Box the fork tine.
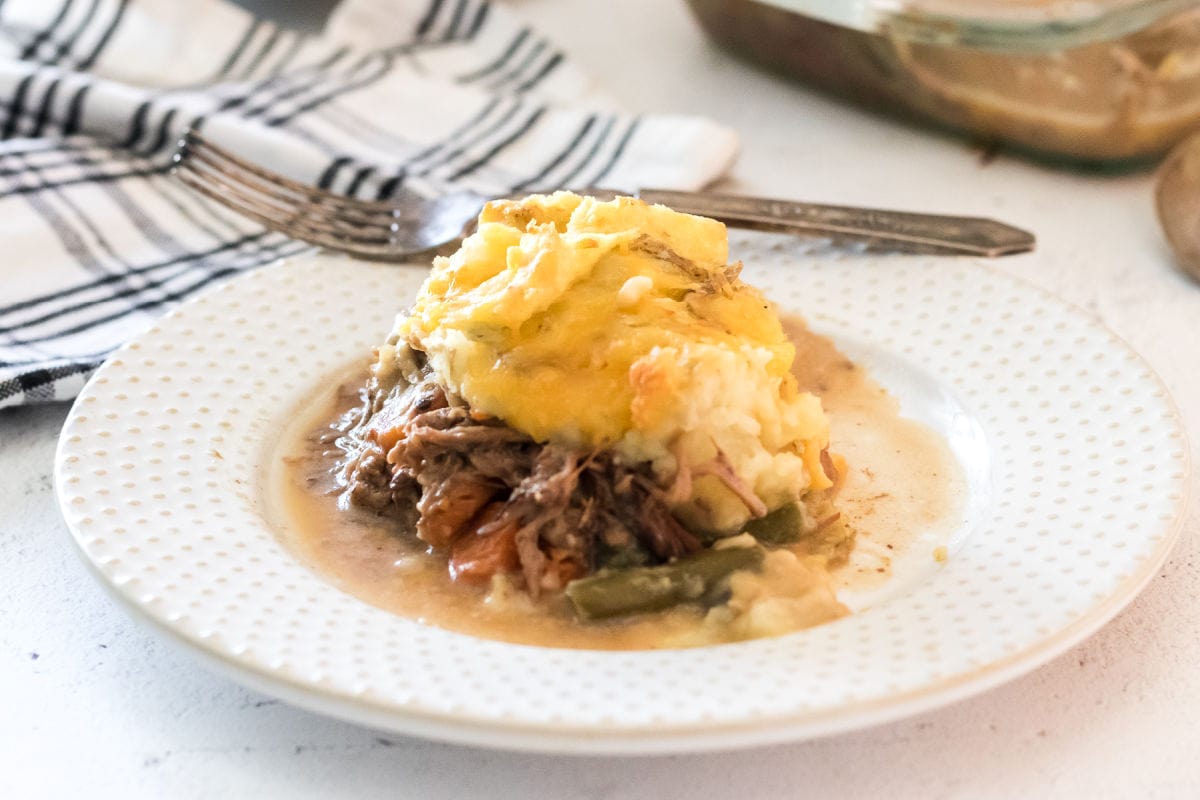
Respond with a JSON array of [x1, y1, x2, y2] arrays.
[[171, 154, 429, 257], [178, 130, 479, 234], [174, 164, 424, 253], [176, 157, 398, 236], [172, 128, 486, 260], [178, 129, 406, 214], [178, 135, 410, 229], [174, 165, 439, 263], [173, 134, 446, 257]]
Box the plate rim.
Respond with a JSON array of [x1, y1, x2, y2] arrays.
[[71, 518, 1190, 754]]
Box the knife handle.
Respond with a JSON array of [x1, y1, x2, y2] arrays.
[[636, 188, 1035, 258]]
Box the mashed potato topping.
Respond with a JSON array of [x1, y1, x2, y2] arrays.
[[396, 192, 831, 532]]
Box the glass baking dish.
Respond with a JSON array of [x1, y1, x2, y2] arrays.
[[685, 0, 1200, 163]]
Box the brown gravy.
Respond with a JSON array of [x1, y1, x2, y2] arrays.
[[784, 319, 965, 596], [267, 320, 963, 649]]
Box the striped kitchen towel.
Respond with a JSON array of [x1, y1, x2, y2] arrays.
[[0, 0, 738, 410]]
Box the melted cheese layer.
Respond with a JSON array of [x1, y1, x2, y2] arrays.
[[397, 192, 830, 530]]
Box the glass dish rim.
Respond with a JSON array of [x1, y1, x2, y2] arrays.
[[750, 0, 1194, 51]]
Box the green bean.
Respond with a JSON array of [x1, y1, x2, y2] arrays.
[[566, 546, 765, 620], [743, 502, 804, 545]]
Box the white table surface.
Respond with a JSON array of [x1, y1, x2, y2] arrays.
[[4, 1, 1200, 797]]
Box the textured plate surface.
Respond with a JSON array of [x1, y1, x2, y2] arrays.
[[54, 237, 1190, 753]]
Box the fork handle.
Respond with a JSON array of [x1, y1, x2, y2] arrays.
[[636, 189, 1035, 258]]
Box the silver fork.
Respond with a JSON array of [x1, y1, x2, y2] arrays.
[[171, 129, 1035, 260]]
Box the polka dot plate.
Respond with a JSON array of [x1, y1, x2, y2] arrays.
[[55, 238, 1190, 754]]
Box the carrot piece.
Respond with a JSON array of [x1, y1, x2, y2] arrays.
[[375, 425, 405, 454], [368, 403, 411, 454], [449, 503, 521, 584], [416, 475, 496, 549]]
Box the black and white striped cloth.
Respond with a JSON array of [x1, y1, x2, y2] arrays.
[[0, 0, 737, 410]]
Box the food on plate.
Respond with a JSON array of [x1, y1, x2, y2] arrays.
[[327, 191, 854, 644]]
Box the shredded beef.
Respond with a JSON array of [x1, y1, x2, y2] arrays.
[[415, 471, 495, 548], [618, 476, 703, 560], [345, 450, 394, 512], [407, 405, 468, 431], [464, 443, 535, 485], [336, 357, 702, 594], [404, 418, 530, 451]]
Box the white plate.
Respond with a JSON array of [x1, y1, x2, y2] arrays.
[[55, 238, 1190, 754]]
